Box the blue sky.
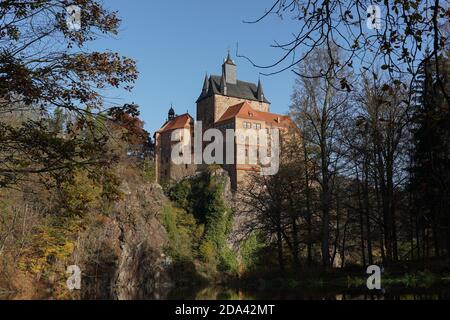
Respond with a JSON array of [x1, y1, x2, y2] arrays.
[[88, 0, 297, 134]]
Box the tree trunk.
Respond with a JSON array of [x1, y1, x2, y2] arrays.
[[291, 215, 300, 268], [356, 167, 366, 267], [321, 180, 331, 267], [341, 211, 349, 268], [276, 226, 285, 272], [363, 159, 373, 265], [303, 143, 313, 266], [320, 141, 331, 268], [374, 173, 386, 262]]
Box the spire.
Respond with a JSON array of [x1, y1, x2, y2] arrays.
[[168, 104, 175, 121], [202, 73, 209, 94], [257, 78, 265, 102], [224, 49, 236, 66]]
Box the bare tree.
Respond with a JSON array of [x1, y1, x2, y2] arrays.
[[290, 46, 351, 267], [240, 0, 449, 106]]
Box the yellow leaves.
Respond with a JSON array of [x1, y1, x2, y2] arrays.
[[199, 241, 216, 263], [19, 232, 75, 276], [18, 218, 80, 277], [60, 169, 103, 217]]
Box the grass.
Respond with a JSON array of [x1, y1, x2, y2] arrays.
[[238, 268, 450, 292], [347, 271, 450, 289]]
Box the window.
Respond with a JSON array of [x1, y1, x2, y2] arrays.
[[253, 123, 261, 130], [243, 122, 251, 129]]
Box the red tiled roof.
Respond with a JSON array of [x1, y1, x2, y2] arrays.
[[157, 113, 193, 133], [217, 102, 247, 123], [216, 101, 294, 127]]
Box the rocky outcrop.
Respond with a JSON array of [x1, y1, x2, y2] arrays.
[[76, 182, 174, 300]]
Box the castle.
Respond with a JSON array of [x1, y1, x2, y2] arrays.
[[155, 54, 294, 189]]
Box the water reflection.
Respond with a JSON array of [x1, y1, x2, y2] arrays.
[[2, 285, 450, 300], [168, 285, 450, 300]]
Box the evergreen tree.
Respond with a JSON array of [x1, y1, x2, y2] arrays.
[[410, 52, 450, 256]]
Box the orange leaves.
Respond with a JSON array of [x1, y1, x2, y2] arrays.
[[67, 52, 137, 90]]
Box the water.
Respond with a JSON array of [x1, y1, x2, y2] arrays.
[[168, 285, 450, 300], [2, 285, 450, 300]]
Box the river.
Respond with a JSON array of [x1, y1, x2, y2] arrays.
[[2, 285, 450, 300]]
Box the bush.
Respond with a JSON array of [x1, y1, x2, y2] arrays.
[[161, 204, 196, 260], [166, 170, 239, 277], [240, 232, 265, 272]]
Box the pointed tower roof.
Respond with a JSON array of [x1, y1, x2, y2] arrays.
[[168, 104, 175, 120], [224, 50, 236, 66], [257, 78, 265, 102], [202, 73, 209, 94]]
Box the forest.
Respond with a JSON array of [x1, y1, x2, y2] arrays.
[[0, 0, 449, 299]]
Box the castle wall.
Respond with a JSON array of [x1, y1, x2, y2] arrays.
[[156, 127, 196, 185], [196, 97, 215, 130]]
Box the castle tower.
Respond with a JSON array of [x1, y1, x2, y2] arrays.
[[168, 105, 175, 120], [196, 53, 270, 132], [222, 52, 237, 85], [154, 106, 195, 184], [155, 53, 296, 189]]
